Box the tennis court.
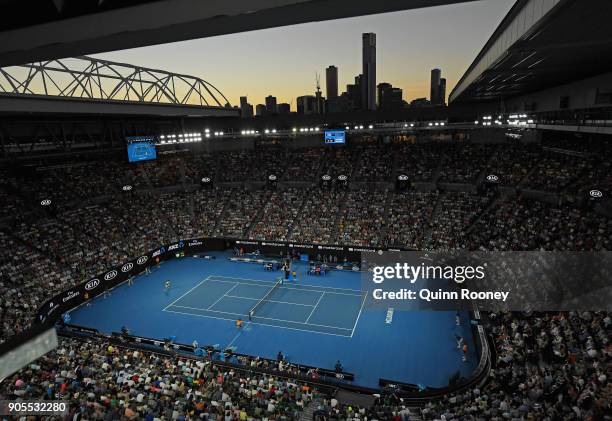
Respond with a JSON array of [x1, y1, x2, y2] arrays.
[[163, 276, 367, 337]]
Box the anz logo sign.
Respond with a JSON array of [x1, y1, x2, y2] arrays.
[[85, 279, 100, 291], [104, 270, 118, 281]]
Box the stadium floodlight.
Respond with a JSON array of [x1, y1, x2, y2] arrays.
[[428, 122, 433, 126], [440, 122, 445, 126], [160, 135, 165, 139], [527, 119, 534, 124], [220, 132, 224, 135], [368, 125, 373, 129], [359, 125, 364, 129], [435, 122, 439, 126], [271, 129, 276, 134], [205, 128, 210, 132], [292, 128, 297, 132], [345, 126, 350, 130], [410, 123, 414, 127], [265, 129, 270, 134], [315, 127, 319, 131], [205, 133, 211, 138]]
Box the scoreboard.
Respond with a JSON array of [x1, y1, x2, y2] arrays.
[[324, 130, 346, 144]]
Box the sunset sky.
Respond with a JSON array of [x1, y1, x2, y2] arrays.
[[89, 0, 515, 110]]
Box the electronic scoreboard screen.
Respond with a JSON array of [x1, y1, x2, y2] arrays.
[[324, 130, 346, 144], [127, 136, 157, 162]]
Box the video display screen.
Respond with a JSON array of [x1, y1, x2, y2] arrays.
[[324, 130, 346, 144], [127, 137, 157, 162]]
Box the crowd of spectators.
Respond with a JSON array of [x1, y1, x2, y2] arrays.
[[0, 139, 610, 420], [1, 336, 314, 420]]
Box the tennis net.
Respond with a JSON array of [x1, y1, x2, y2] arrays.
[[248, 279, 282, 320]]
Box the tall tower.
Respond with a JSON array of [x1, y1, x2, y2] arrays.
[[315, 73, 324, 114], [430, 68, 441, 105], [439, 78, 447, 105], [326, 65, 338, 99], [362, 33, 376, 110]]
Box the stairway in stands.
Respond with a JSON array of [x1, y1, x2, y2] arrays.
[[299, 398, 323, 421]]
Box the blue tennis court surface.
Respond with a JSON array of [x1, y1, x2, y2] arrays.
[[164, 276, 366, 337], [69, 252, 477, 389]]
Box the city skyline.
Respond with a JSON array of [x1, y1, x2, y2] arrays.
[[91, 0, 513, 110]]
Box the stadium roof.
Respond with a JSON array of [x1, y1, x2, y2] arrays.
[[0, 0, 474, 67], [449, 0, 612, 104]]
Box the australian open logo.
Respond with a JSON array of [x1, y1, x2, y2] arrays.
[[85, 279, 100, 291], [104, 270, 118, 281], [121, 262, 134, 273], [137, 256, 148, 265]]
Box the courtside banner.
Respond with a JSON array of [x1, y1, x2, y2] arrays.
[[37, 237, 216, 325], [361, 251, 612, 311]]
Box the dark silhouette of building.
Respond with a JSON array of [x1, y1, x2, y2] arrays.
[[326, 65, 338, 99], [439, 78, 447, 105], [362, 33, 376, 111], [239, 96, 253, 118], [430, 68, 441, 105], [296, 95, 316, 115], [255, 104, 267, 116], [277, 103, 291, 114], [377, 82, 403, 110], [265, 95, 277, 114], [346, 74, 363, 111], [411, 97, 431, 107]]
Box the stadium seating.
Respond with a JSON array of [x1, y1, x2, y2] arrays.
[[0, 139, 610, 420]]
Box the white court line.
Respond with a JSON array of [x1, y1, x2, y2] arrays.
[[224, 294, 315, 307], [207, 282, 239, 310], [305, 292, 325, 324], [162, 276, 211, 311], [169, 304, 352, 331], [226, 330, 243, 349], [163, 308, 352, 338], [207, 277, 362, 297], [210, 275, 362, 293], [350, 292, 368, 338]]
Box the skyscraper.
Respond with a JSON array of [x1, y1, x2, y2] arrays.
[[362, 33, 376, 111], [326, 65, 338, 99], [439, 78, 447, 105], [239, 96, 253, 118], [430, 68, 441, 105], [265, 95, 277, 114], [296, 95, 316, 115]]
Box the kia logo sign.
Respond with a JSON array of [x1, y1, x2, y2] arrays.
[[41, 199, 52, 206], [137, 256, 148, 265], [486, 174, 499, 182], [85, 279, 100, 291], [268, 174, 277, 181], [338, 175, 348, 181], [201, 177, 211, 183], [398, 174, 408, 181], [590, 189, 603, 198], [104, 270, 117, 281], [121, 263, 134, 272], [322, 174, 331, 181], [122, 185, 133, 191]]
